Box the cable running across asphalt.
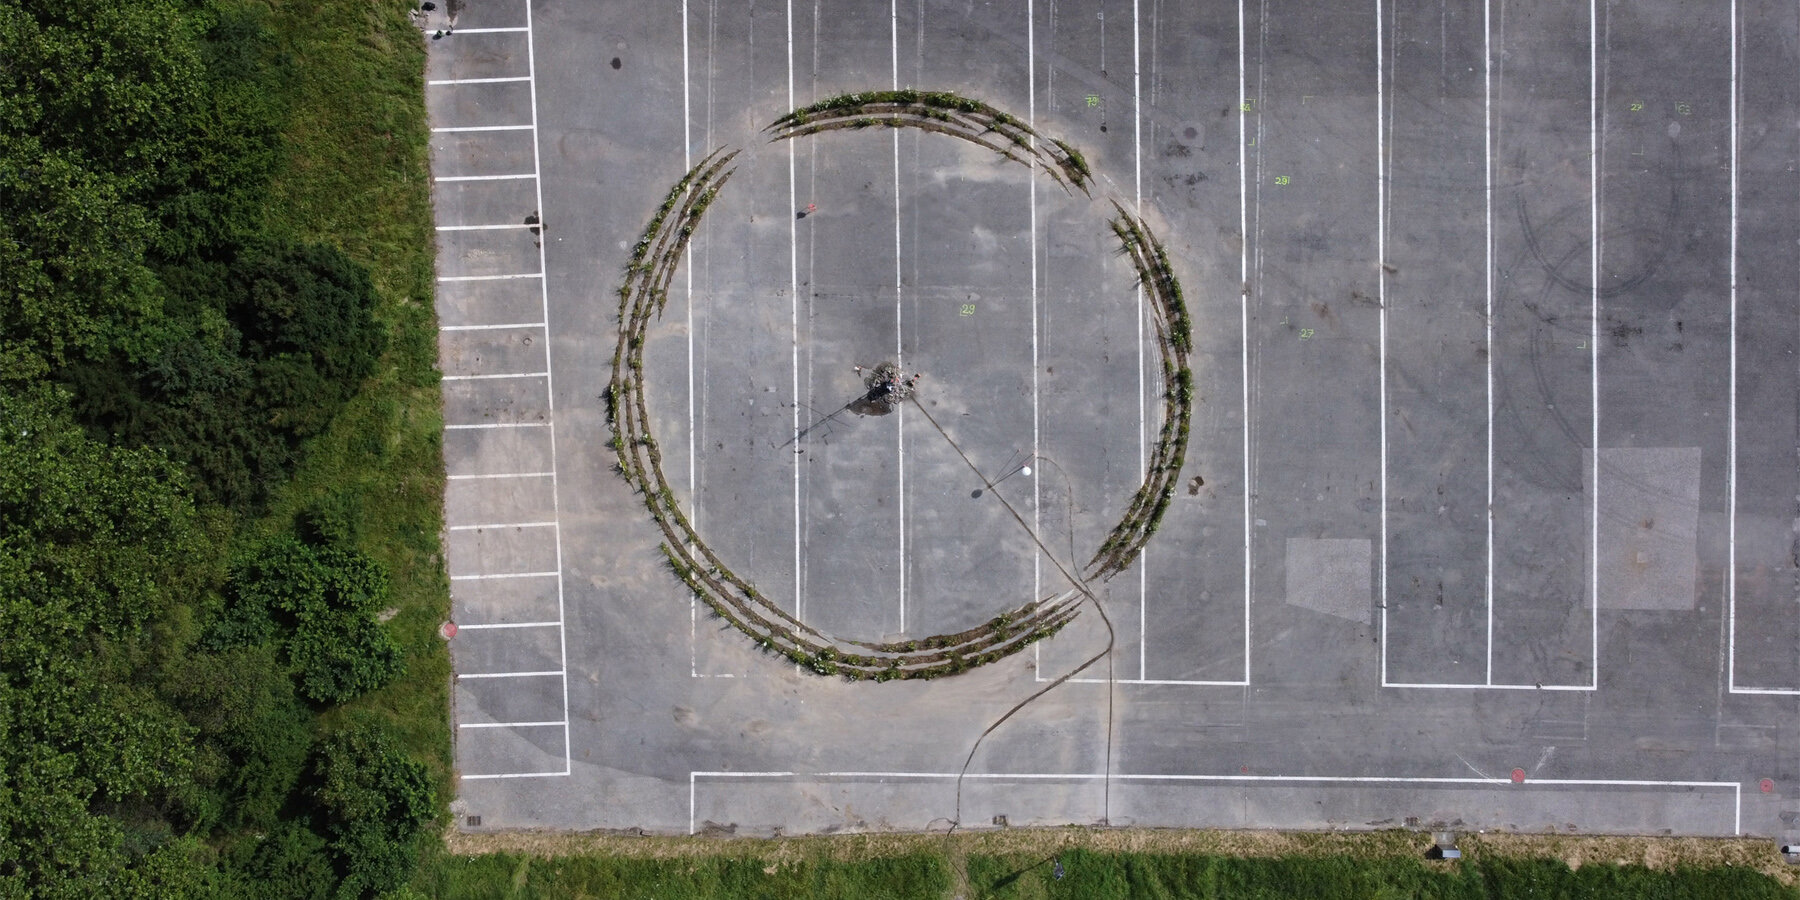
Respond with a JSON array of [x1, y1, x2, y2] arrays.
[[906, 397, 1119, 833]]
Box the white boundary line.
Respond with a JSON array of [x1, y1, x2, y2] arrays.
[[447, 471, 556, 480], [1376, 0, 1391, 684], [461, 720, 566, 729], [1238, 0, 1253, 687], [459, 670, 564, 679], [521, 0, 573, 778], [1028, 0, 1041, 632], [429, 76, 532, 85], [1721, 0, 1797, 695], [432, 124, 535, 132], [690, 771, 1740, 836], [1376, 0, 1598, 693], [461, 771, 565, 780], [441, 371, 549, 381], [451, 27, 531, 34], [456, 621, 562, 631], [1484, 0, 1496, 686], [447, 521, 559, 531], [788, 0, 803, 628], [1133, 0, 1147, 681], [1727, 0, 1741, 694], [436, 222, 539, 231], [437, 272, 543, 282], [1586, 0, 1600, 690], [439, 322, 547, 331], [451, 571, 561, 581], [444, 421, 550, 429], [891, 0, 907, 632], [436, 173, 537, 182], [683, 0, 697, 677], [1043, 0, 1251, 690]]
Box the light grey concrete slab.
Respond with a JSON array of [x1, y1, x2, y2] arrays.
[[427, 80, 535, 130], [441, 375, 550, 427], [426, 30, 530, 83], [431, 129, 538, 179], [439, 326, 549, 379], [436, 228, 542, 279], [446, 526, 559, 577], [1285, 538, 1373, 624], [1593, 447, 1701, 611], [442, 426, 555, 477], [457, 671, 565, 726], [445, 469, 558, 527], [431, 178, 541, 232], [435, 277, 545, 327], [453, 625, 563, 675], [452, 574, 561, 627], [456, 724, 566, 778]]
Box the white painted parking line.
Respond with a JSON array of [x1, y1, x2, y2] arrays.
[[447, 471, 556, 480], [447, 521, 558, 531], [460, 770, 568, 780], [890, 0, 906, 631], [1376, 0, 1391, 685], [443, 422, 549, 430], [428, 76, 532, 85], [437, 273, 543, 282], [449, 27, 531, 34], [436, 223, 539, 231], [450, 571, 560, 581], [439, 371, 550, 381], [458, 670, 564, 679], [1713, 0, 1785, 698], [1483, 0, 1496, 685], [439, 322, 547, 331], [455, 620, 561, 630], [431, 124, 535, 132], [1238, 0, 1253, 688], [436, 173, 538, 182], [460, 720, 566, 729], [691, 771, 1741, 836], [1585, 0, 1600, 690], [521, 0, 574, 778]]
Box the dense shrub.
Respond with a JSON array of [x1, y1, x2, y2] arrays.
[[215, 531, 404, 705], [310, 726, 435, 898]]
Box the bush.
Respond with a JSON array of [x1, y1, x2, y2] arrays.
[[309, 725, 434, 899], [214, 531, 404, 706]]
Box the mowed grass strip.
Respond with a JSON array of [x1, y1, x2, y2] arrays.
[[429, 829, 1799, 898], [258, 0, 450, 792]]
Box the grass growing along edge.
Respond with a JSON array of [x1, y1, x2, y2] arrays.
[[256, 0, 451, 800]]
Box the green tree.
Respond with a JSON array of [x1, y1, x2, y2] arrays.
[[309, 726, 434, 899], [0, 388, 204, 897]]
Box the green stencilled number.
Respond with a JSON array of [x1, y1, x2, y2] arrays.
[[1241, 99, 1255, 112], [1675, 101, 1692, 116], [959, 303, 977, 317], [1274, 175, 1291, 185], [1629, 101, 1644, 112], [1086, 94, 1100, 107], [1299, 327, 1315, 340]]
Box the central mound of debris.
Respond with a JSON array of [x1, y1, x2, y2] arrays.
[[850, 362, 920, 416]]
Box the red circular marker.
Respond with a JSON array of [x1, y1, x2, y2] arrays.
[[1511, 768, 1526, 784], [440, 621, 459, 639], [1761, 779, 1775, 794]]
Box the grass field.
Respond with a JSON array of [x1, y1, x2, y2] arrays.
[[259, 0, 452, 797], [422, 828, 1800, 898]]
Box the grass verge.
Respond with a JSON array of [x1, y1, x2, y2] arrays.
[[427, 827, 1800, 899], [257, 0, 451, 796]]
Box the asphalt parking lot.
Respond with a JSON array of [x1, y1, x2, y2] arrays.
[[424, 0, 1800, 840]]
